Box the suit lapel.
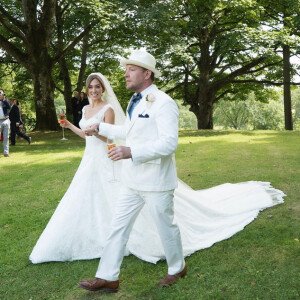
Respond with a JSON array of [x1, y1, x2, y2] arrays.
[[126, 99, 133, 116], [126, 97, 147, 133], [126, 85, 158, 134]]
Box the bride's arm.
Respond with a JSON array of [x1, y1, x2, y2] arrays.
[[85, 109, 125, 139], [62, 119, 86, 139], [94, 108, 115, 142]]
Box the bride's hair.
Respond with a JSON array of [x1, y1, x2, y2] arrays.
[[85, 75, 106, 95]]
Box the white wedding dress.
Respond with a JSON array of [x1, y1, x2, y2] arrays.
[[30, 103, 285, 264]]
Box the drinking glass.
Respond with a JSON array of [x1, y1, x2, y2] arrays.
[[107, 136, 117, 181], [58, 109, 68, 140]]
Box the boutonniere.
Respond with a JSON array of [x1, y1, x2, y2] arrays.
[[146, 93, 155, 107]]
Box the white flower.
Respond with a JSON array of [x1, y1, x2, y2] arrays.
[[146, 93, 156, 102]]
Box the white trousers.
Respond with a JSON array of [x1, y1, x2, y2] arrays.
[[96, 186, 185, 281], [0, 119, 10, 155]]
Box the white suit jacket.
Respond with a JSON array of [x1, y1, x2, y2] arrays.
[[99, 85, 179, 192]]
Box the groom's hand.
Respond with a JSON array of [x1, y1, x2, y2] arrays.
[[108, 146, 132, 161], [85, 123, 99, 136]]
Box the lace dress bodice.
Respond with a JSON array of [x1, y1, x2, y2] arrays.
[[80, 104, 112, 130], [79, 104, 113, 153]]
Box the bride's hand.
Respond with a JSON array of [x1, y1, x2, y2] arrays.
[[58, 119, 71, 128], [85, 123, 99, 136], [63, 119, 72, 129]]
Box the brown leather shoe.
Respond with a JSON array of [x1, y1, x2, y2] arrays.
[[4, 154, 10, 157], [158, 265, 187, 287], [78, 277, 119, 293]]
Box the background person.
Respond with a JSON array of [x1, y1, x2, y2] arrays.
[[0, 89, 11, 157], [78, 92, 89, 124], [71, 90, 80, 127], [9, 99, 31, 146]]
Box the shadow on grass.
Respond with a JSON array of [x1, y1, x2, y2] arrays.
[[6, 130, 300, 165], [9, 130, 300, 154]]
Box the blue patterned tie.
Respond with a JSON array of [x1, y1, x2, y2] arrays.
[[128, 93, 142, 119]]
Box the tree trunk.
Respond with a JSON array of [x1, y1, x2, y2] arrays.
[[32, 69, 59, 131], [76, 33, 89, 93], [55, 2, 72, 117], [0, 0, 91, 130], [197, 102, 214, 129], [190, 101, 214, 129], [283, 44, 293, 130]]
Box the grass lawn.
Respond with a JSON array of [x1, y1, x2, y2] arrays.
[[0, 130, 299, 300]]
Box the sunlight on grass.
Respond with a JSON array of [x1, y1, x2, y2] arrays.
[[178, 131, 290, 145]]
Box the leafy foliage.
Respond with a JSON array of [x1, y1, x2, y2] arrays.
[[291, 87, 300, 130], [0, 0, 134, 129], [213, 90, 284, 130], [119, 0, 295, 128], [1, 0, 300, 129]]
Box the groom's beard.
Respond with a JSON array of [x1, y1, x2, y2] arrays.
[[126, 82, 140, 92], [125, 78, 145, 92]]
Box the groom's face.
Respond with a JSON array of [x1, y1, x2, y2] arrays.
[[125, 64, 148, 92]]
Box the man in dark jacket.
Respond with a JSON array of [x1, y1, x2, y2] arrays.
[[9, 99, 31, 146], [71, 91, 80, 128]]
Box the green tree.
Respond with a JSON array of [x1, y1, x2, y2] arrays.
[[214, 90, 284, 130], [124, 0, 300, 129], [213, 98, 250, 130], [0, 0, 93, 130], [260, 0, 300, 130], [52, 0, 134, 117], [291, 87, 300, 130], [130, 0, 285, 129]]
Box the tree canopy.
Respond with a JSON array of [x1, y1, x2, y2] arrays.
[[126, 0, 299, 128], [0, 0, 299, 130]]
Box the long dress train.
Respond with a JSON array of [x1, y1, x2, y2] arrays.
[[29, 104, 285, 264]]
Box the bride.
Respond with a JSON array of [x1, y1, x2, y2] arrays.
[[29, 72, 285, 264]]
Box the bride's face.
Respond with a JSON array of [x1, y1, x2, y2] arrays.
[[88, 79, 103, 103]]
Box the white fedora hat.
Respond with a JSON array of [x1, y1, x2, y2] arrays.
[[120, 50, 162, 77]]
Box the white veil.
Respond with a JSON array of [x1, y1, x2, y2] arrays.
[[86, 72, 126, 126]]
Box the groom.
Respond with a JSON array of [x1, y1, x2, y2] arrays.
[[79, 50, 186, 293]]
